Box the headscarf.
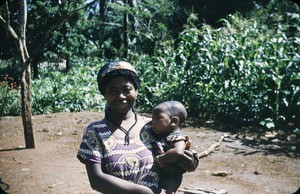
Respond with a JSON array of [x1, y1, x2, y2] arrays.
[[97, 61, 141, 95]]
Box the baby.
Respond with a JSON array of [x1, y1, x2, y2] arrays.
[[152, 100, 192, 194]]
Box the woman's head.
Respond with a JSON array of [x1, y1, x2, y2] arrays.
[[98, 61, 140, 114], [97, 61, 140, 96]]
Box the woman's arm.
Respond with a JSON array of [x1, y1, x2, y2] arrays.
[[85, 161, 155, 194], [177, 149, 199, 172]]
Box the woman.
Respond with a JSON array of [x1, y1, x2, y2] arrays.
[[77, 61, 198, 194]]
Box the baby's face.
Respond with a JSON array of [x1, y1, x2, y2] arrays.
[[151, 108, 172, 135]]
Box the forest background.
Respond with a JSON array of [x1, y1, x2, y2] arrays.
[[0, 0, 299, 144]]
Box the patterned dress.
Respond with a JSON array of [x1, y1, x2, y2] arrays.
[[77, 116, 161, 193]]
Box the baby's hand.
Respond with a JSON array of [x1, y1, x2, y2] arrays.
[[186, 139, 192, 150]]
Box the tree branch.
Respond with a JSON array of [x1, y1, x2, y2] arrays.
[[31, 0, 97, 59], [0, 1, 19, 41], [18, 0, 30, 64], [198, 133, 228, 159], [20, 0, 29, 61], [179, 186, 227, 194]]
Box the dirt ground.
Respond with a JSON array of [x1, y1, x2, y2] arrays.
[[0, 111, 299, 194]]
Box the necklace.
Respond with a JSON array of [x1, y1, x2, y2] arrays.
[[106, 112, 137, 145]]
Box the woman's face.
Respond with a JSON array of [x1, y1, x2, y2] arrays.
[[104, 76, 137, 114]]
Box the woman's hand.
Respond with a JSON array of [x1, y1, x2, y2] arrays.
[[85, 161, 156, 194], [176, 149, 199, 173]]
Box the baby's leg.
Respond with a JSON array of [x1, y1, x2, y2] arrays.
[[159, 174, 182, 193]]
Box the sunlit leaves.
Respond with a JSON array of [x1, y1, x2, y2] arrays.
[[135, 1, 299, 132]]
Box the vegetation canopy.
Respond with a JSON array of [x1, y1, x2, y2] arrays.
[[0, 0, 299, 139]]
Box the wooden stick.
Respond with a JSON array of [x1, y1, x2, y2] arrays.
[[198, 133, 228, 159], [179, 186, 227, 194]]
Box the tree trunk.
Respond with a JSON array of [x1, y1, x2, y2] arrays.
[[18, 0, 35, 148], [19, 0, 35, 148], [66, 54, 71, 72], [21, 60, 35, 148], [123, 0, 129, 59], [32, 58, 39, 79]]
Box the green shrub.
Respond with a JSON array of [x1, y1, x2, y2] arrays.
[[134, 2, 300, 132], [0, 74, 21, 116], [31, 59, 105, 115], [1, 0, 298, 134]]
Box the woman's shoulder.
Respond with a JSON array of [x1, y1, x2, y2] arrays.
[[137, 114, 153, 132], [83, 119, 110, 138], [137, 114, 155, 135], [137, 114, 151, 124], [86, 119, 107, 130]]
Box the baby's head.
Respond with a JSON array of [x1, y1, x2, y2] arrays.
[[152, 101, 187, 135]]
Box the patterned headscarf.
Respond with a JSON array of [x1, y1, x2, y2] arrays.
[[97, 61, 141, 95]]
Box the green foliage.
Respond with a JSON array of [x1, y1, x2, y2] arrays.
[[0, 60, 105, 116], [1, 0, 299, 134], [0, 74, 21, 116], [131, 0, 179, 54], [133, 1, 299, 132], [31, 59, 104, 115]]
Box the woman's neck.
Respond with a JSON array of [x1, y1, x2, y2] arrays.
[[107, 109, 135, 123]]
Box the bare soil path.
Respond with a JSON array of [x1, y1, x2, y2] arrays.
[[0, 112, 299, 194]]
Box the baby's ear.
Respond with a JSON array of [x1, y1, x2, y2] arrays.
[[170, 116, 180, 126]]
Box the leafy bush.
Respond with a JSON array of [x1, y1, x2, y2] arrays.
[[134, 1, 299, 132], [31, 58, 105, 115], [0, 74, 21, 116], [174, 12, 299, 131], [1, 0, 299, 134]]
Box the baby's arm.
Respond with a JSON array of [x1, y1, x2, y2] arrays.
[[155, 140, 186, 166]]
